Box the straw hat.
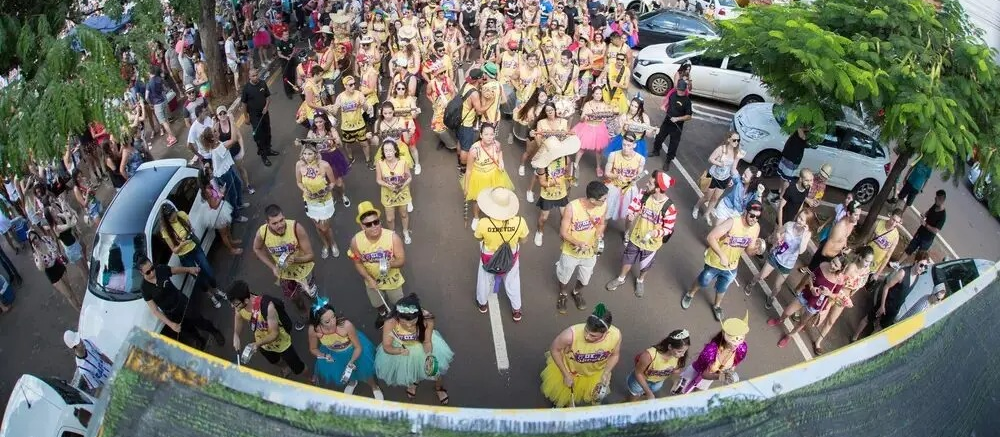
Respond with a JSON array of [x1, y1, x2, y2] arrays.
[[531, 135, 581, 169], [398, 26, 418, 40], [317, 25, 334, 34], [819, 163, 833, 179], [359, 35, 374, 44], [477, 187, 520, 220], [330, 13, 351, 25], [355, 201, 382, 224]]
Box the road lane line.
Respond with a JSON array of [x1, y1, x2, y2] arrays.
[[487, 292, 511, 372], [674, 161, 814, 361]]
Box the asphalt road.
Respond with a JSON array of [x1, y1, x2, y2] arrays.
[[2, 68, 997, 413]]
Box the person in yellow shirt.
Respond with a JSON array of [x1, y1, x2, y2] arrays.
[[158, 202, 227, 308], [227, 280, 305, 377], [252, 204, 317, 331], [330, 75, 374, 169], [556, 181, 608, 314], [683, 201, 764, 322], [474, 188, 529, 321], [600, 52, 631, 114], [531, 135, 580, 247], [480, 62, 502, 125], [868, 209, 903, 277], [540, 303, 621, 407], [606, 172, 677, 298], [348, 201, 407, 321], [625, 329, 690, 401], [374, 140, 414, 244]]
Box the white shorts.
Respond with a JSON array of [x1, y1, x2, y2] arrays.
[[227, 61, 239, 74], [305, 199, 335, 221], [676, 365, 714, 394], [555, 252, 597, 286], [712, 203, 741, 222]]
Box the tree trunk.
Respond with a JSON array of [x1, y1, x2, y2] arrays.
[[199, 0, 230, 99], [857, 148, 913, 241]]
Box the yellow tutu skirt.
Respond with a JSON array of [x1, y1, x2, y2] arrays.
[[464, 168, 514, 201], [539, 355, 605, 407]]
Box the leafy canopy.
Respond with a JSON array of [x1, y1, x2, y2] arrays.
[[702, 0, 1000, 213]]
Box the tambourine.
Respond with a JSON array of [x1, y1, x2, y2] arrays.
[[424, 355, 440, 377]]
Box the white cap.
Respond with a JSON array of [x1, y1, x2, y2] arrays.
[[63, 330, 81, 349]]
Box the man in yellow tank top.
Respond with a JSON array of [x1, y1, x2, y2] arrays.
[[480, 62, 502, 125], [457, 69, 487, 173], [606, 172, 678, 298], [531, 136, 580, 247], [556, 182, 608, 314], [226, 280, 306, 377], [252, 204, 317, 331], [474, 188, 529, 321], [868, 209, 902, 277], [683, 201, 764, 321], [348, 202, 407, 319]]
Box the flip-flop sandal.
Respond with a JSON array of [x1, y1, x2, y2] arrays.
[[435, 387, 450, 405], [777, 336, 790, 348], [813, 344, 825, 355], [406, 386, 417, 400]]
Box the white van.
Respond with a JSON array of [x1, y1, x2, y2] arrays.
[[0, 375, 96, 437]]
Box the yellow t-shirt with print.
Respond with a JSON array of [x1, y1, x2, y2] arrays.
[[538, 157, 570, 201], [161, 211, 196, 255], [561, 199, 607, 259], [348, 230, 405, 290], [474, 216, 528, 253]]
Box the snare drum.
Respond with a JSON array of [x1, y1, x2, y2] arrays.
[[513, 120, 531, 142]]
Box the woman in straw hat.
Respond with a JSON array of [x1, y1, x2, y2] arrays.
[[531, 134, 580, 247], [526, 101, 571, 195], [465, 123, 514, 230], [541, 303, 621, 407], [375, 139, 414, 244], [375, 293, 455, 404], [473, 187, 529, 321], [513, 88, 550, 180], [674, 313, 749, 394]]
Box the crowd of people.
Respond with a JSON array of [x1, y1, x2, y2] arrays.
[[0, 0, 955, 408]]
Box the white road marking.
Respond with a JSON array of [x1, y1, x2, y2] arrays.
[[487, 292, 511, 372], [690, 103, 736, 126], [674, 161, 814, 361]]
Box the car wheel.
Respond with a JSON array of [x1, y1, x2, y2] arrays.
[[852, 178, 880, 205], [627, 0, 640, 14], [972, 182, 986, 202], [647, 74, 673, 96], [740, 94, 765, 108], [751, 150, 782, 178]]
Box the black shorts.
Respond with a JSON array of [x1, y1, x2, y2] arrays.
[[709, 176, 730, 190], [536, 196, 569, 211], [44, 262, 66, 284], [259, 342, 306, 375], [904, 234, 934, 255], [808, 240, 832, 271]]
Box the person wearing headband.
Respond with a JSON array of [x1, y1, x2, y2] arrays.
[[541, 303, 621, 407], [606, 171, 677, 298], [674, 314, 749, 394], [683, 200, 763, 322], [307, 298, 382, 398], [374, 293, 455, 404], [626, 329, 690, 401]]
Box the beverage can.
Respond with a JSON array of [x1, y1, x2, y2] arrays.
[[596, 239, 605, 255], [340, 363, 355, 384]]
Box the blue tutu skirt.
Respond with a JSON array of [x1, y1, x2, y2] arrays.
[[374, 330, 455, 387], [604, 135, 647, 157], [314, 333, 377, 387]]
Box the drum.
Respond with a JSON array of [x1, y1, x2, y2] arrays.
[[513, 121, 531, 142], [500, 83, 516, 116]]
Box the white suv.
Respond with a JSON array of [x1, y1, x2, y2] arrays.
[[734, 103, 891, 204], [632, 40, 772, 107]]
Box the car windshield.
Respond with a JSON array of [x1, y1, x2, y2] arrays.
[[666, 40, 700, 58], [931, 259, 980, 296], [40, 377, 92, 406], [87, 232, 147, 301]]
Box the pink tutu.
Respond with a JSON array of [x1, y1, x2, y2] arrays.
[[573, 122, 611, 151]]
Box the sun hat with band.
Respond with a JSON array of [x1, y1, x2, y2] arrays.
[[356, 201, 382, 224], [398, 26, 418, 40], [477, 187, 520, 221], [216, 105, 227, 116], [318, 25, 334, 35], [531, 135, 582, 169], [819, 163, 833, 179]]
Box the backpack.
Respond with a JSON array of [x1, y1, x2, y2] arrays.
[[444, 86, 477, 131], [258, 294, 294, 334], [482, 218, 520, 275], [639, 191, 674, 244]]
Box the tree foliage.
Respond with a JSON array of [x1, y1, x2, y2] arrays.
[[703, 0, 1000, 221]]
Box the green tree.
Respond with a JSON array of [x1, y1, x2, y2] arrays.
[[705, 0, 1000, 236]]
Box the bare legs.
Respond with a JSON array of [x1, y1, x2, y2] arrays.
[[53, 279, 81, 311]]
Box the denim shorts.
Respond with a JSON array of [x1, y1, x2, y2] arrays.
[[457, 126, 479, 152], [626, 372, 665, 397], [697, 264, 738, 294]]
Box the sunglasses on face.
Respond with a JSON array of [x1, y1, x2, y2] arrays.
[[362, 219, 381, 228], [747, 213, 761, 219], [141, 267, 154, 275]]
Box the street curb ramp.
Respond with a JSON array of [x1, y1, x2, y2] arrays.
[[86, 263, 1000, 437]]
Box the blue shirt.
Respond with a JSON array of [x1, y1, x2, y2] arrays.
[[540, 0, 554, 26], [906, 161, 933, 189], [721, 177, 761, 213]]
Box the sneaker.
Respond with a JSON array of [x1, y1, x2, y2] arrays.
[[209, 294, 222, 309], [680, 294, 693, 309], [767, 317, 781, 327], [526, 191, 535, 203], [240, 202, 251, 209], [634, 279, 645, 298], [712, 306, 724, 322], [704, 213, 712, 226], [407, 201, 414, 213], [414, 164, 422, 175], [470, 218, 479, 231], [342, 196, 351, 207], [477, 301, 488, 313], [403, 230, 412, 245], [571, 292, 587, 310], [764, 297, 775, 310], [235, 216, 249, 223], [321, 247, 330, 259], [512, 309, 522, 322], [344, 380, 358, 395], [692, 208, 700, 220], [330, 245, 341, 258], [518, 165, 525, 176], [556, 294, 568, 314], [605, 277, 626, 291], [534, 231, 543, 247], [248, 185, 256, 195], [373, 388, 385, 400], [294, 322, 306, 331]]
